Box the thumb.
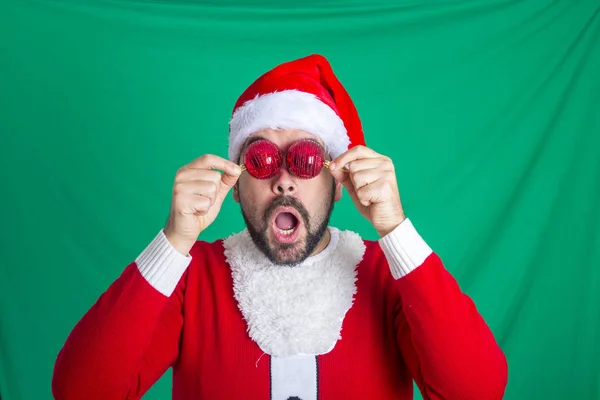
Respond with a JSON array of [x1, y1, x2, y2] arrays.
[[329, 167, 357, 199], [221, 164, 242, 188], [216, 165, 241, 201]]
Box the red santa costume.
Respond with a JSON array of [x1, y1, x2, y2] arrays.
[[52, 55, 508, 400]]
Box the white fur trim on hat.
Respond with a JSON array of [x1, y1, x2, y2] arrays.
[[228, 90, 349, 162]]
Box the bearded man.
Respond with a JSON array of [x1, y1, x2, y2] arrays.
[[52, 54, 508, 400]]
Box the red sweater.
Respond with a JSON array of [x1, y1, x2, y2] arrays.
[[52, 219, 507, 399]]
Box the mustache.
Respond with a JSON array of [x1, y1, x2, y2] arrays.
[[265, 196, 310, 228]]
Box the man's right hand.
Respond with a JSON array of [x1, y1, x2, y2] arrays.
[[163, 154, 242, 256]]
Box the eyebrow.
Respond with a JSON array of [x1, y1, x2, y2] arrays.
[[244, 136, 266, 148], [239, 136, 266, 159]]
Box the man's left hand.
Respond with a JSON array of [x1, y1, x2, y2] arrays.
[[328, 146, 406, 237]]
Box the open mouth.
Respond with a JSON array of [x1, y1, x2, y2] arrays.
[[271, 207, 302, 243]]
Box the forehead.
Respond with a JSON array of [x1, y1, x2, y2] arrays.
[[245, 128, 325, 149]]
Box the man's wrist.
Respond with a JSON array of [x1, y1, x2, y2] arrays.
[[376, 213, 407, 238], [163, 229, 195, 256]]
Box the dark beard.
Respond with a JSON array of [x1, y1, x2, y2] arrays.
[[240, 186, 335, 267]]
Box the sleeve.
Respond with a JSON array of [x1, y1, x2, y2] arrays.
[[378, 219, 508, 400], [52, 229, 192, 400]]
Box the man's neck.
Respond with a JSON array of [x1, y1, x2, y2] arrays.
[[309, 228, 331, 257]]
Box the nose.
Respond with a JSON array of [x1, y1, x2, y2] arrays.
[[271, 168, 297, 195]]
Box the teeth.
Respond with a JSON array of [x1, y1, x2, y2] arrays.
[[277, 228, 294, 236]]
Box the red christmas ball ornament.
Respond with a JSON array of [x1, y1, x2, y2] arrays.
[[243, 140, 283, 179], [287, 140, 325, 179]]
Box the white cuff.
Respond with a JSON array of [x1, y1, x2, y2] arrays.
[[378, 218, 433, 279], [135, 229, 192, 296]]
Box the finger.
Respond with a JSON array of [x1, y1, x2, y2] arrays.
[[328, 164, 351, 185], [329, 146, 380, 171], [175, 169, 223, 185], [187, 154, 242, 178], [173, 180, 218, 206], [220, 168, 240, 189], [177, 167, 239, 190], [328, 166, 363, 209], [175, 193, 213, 216], [191, 194, 213, 216], [346, 157, 388, 174], [350, 169, 383, 191], [355, 180, 391, 207]]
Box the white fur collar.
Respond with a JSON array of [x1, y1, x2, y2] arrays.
[[223, 227, 366, 357]]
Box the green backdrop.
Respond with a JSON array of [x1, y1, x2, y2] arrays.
[[1, 0, 599, 399]]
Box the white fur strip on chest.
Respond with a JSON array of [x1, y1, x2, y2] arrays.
[[271, 355, 318, 400], [223, 227, 366, 357]]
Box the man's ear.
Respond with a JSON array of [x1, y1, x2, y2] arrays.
[[334, 180, 343, 202], [233, 182, 240, 203]]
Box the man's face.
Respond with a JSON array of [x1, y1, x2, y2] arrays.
[[233, 128, 342, 266]]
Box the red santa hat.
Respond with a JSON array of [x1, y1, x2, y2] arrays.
[[228, 54, 365, 162]]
